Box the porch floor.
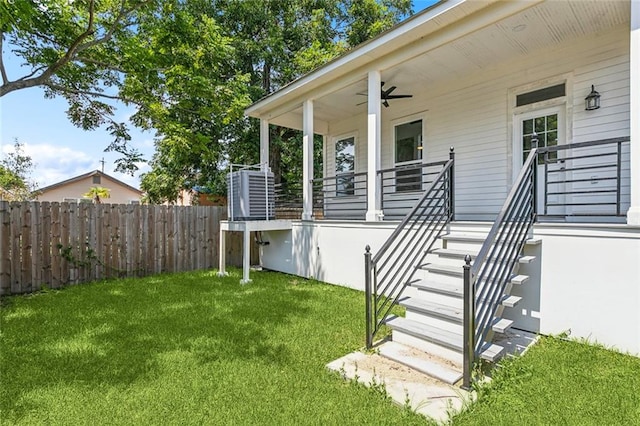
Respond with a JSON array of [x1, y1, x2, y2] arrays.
[[326, 328, 537, 422]]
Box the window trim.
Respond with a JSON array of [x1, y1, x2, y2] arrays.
[[332, 132, 357, 197], [508, 73, 573, 183], [391, 114, 425, 193]]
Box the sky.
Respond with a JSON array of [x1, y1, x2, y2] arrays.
[[0, 1, 438, 191]]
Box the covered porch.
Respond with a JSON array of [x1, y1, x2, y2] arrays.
[[246, 0, 638, 226]]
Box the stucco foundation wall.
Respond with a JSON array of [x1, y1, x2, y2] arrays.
[[261, 221, 640, 355], [533, 224, 640, 355], [261, 221, 398, 290]]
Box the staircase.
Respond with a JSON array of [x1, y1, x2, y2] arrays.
[[365, 147, 540, 388], [379, 225, 539, 385]]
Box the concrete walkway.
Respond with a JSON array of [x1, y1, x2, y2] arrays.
[[326, 329, 537, 423]]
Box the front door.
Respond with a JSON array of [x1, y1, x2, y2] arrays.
[[514, 106, 566, 218]]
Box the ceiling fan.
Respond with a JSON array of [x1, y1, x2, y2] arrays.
[[357, 81, 413, 107]]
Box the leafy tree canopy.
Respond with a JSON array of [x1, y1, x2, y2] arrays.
[[0, 140, 38, 201], [1, 0, 412, 203], [83, 185, 110, 203]]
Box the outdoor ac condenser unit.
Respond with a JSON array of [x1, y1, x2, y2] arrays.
[[227, 169, 275, 221]]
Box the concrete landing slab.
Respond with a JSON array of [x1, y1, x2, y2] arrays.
[[326, 351, 473, 423], [493, 328, 538, 358]]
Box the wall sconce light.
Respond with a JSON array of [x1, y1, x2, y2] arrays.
[[585, 85, 600, 111]]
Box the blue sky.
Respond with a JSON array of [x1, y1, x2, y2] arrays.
[[0, 1, 438, 190]]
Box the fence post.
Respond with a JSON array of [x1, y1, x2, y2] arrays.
[[364, 245, 373, 349], [449, 147, 455, 220], [462, 254, 474, 390]]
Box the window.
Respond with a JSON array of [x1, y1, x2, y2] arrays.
[[516, 83, 565, 107], [335, 136, 355, 196], [394, 119, 423, 192], [522, 113, 558, 163], [93, 175, 101, 184]]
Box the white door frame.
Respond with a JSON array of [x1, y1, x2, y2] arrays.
[[513, 105, 567, 216]]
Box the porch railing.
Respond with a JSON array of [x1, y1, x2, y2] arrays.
[[274, 181, 304, 219], [377, 160, 453, 221], [537, 137, 630, 220], [312, 172, 368, 220], [364, 149, 455, 348], [461, 146, 537, 389]]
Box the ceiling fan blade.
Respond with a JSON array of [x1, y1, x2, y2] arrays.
[[383, 100, 390, 108], [385, 94, 413, 99], [382, 86, 397, 97]]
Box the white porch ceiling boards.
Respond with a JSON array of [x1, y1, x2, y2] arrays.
[[253, 0, 630, 131]]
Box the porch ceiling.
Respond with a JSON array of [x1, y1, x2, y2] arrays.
[[262, 0, 630, 131]]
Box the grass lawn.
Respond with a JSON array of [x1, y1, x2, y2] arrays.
[[453, 336, 640, 425], [3, 270, 640, 425], [0, 269, 425, 425]]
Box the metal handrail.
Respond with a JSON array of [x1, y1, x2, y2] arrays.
[[537, 137, 630, 218], [365, 149, 455, 348], [461, 147, 538, 389]]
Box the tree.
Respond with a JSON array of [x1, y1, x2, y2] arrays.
[[1, 1, 412, 203], [83, 186, 110, 204], [1, 0, 249, 177], [141, 0, 412, 202], [0, 140, 38, 201]]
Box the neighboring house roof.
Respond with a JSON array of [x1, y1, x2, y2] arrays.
[[37, 170, 143, 195]]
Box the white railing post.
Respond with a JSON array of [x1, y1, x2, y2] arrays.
[[628, 0, 640, 224]]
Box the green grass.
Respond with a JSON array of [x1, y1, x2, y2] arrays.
[[3, 271, 640, 425], [453, 336, 640, 425], [0, 269, 425, 425]]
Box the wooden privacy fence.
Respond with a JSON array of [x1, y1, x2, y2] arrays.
[[0, 201, 258, 295]]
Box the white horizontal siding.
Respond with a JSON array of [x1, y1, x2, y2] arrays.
[[322, 25, 630, 220]]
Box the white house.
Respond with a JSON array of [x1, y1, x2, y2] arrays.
[[221, 0, 640, 386]]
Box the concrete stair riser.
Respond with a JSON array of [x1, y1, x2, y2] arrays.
[[405, 311, 464, 335], [393, 331, 464, 366], [411, 290, 463, 308]]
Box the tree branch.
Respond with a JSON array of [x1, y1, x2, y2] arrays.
[[0, 31, 8, 84], [76, 1, 147, 53], [45, 82, 141, 105], [16, 65, 48, 82], [0, 0, 97, 96], [76, 56, 127, 74]]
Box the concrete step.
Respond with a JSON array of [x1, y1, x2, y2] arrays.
[[386, 315, 462, 352], [412, 279, 462, 298], [400, 296, 462, 324], [441, 233, 542, 246], [413, 280, 522, 308], [420, 263, 530, 287], [501, 295, 522, 308], [419, 263, 463, 277], [385, 315, 504, 362], [378, 341, 462, 385], [492, 318, 513, 334], [430, 248, 536, 265], [430, 248, 478, 259]]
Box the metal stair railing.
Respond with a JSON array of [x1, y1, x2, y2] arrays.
[[364, 148, 455, 349], [462, 145, 538, 389]]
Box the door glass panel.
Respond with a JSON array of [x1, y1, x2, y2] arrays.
[[394, 120, 423, 192], [335, 136, 355, 196], [522, 113, 558, 163]]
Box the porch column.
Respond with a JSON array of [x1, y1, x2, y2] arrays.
[[302, 99, 314, 221], [628, 0, 640, 224], [366, 70, 384, 221], [260, 118, 269, 171]]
